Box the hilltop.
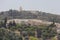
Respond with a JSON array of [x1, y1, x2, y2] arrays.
[[0, 9, 60, 23], [0, 10, 59, 40]]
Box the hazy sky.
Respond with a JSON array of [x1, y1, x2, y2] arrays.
[[0, 0, 60, 14]]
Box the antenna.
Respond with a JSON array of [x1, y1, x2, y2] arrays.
[[20, 6, 23, 11]]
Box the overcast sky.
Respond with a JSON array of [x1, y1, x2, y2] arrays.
[[0, 0, 60, 14]]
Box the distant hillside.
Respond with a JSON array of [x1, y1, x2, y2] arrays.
[[0, 9, 60, 23]]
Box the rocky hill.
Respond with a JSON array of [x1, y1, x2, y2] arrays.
[[0, 9, 60, 23]]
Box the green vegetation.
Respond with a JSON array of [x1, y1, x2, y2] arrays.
[[0, 10, 60, 23], [0, 18, 57, 40], [30, 36, 38, 40]]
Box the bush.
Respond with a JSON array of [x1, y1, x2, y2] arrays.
[[30, 36, 38, 40]]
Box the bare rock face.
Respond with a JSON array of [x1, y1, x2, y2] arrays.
[[7, 19, 60, 34]]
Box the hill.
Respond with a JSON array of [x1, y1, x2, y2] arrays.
[[0, 9, 60, 23]]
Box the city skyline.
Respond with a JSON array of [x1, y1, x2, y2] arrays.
[[0, 0, 60, 14]]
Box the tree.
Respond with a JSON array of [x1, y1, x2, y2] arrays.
[[36, 28, 42, 38], [12, 20, 16, 26], [0, 21, 4, 28], [4, 17, 8, 28], [8, 21, 13, 29], [42, 21, 57, 40]]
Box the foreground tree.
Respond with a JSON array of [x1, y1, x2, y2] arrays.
[[42, 20, 57, 40]]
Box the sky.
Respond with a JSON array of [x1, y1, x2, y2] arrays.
[[0, 0, 60, 14]]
